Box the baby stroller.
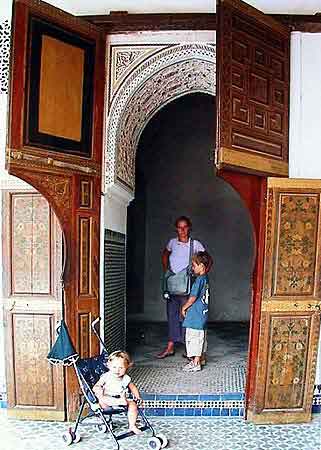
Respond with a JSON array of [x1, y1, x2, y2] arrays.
[[62, 317, 168, 450]]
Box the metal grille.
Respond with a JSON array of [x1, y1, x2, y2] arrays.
[[104, 229, 126, 353]]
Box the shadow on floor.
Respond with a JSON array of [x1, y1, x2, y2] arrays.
[[126, 321, 249, 394]]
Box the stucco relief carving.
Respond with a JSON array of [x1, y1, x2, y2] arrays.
[[105, 43, 216, 191], [110, 45, 164, 100], [0, 19, 10, 94]]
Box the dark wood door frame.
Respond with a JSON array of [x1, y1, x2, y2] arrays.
[[218, 169, 267, 417]]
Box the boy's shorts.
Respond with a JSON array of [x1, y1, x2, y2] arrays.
[[185, 328, 207, 357]]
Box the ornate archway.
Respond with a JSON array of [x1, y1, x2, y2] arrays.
[[104, 43, 216, 192]]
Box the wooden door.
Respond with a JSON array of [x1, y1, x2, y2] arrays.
[[3, 192, 64, 420], [248, 178, 321, 423], [7, 0, 105, 418], [216, 0, 320, 424], [216, 0, 290, 177]]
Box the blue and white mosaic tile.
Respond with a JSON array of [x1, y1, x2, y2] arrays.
[[0, 411, 320, 450]]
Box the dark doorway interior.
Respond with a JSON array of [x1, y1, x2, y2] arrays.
[[127, 93, 254, 324], [126, 93, 255, 394]]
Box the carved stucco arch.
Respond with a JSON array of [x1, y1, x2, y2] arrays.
[[105, 43, 216, 192]]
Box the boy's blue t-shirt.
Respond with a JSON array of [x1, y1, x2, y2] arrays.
[[182, 274, 209, 330]]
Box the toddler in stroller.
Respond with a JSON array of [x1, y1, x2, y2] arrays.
[[93, 350, 142, 435], [62, 318, 168, 450]]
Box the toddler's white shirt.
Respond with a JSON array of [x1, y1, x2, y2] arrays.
[[98, 372, 131, 397]]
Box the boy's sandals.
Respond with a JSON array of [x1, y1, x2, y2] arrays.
[[182, 352, 206, 366], [182, 361, 201, 372]]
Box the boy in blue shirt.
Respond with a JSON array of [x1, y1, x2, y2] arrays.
[[181, 251, 211, 372]]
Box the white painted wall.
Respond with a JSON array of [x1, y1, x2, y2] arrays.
[[289, 32, 321, 385], [289, 32, 321, 179]]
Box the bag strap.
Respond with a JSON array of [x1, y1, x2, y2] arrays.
[[188, 238, 194, 271]]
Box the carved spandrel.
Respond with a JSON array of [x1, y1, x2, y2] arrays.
[[12, 171, 73, 225], [273, 194, 319, 297]]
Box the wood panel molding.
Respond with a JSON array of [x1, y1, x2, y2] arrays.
[[79, 179, 93, 208], [271, 14, 321, 33], [82, 12, 217, 32], [79, 217, 92, 296], [79, 313, 91, 359], [262, 300, 321, 312], [7, 149, 100, 175], [83, 12, 321, 34], [217, 147, 289, 176]]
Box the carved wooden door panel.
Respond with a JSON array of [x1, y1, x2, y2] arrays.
[[216, 0, 290, 177], [248, 178, 321, 424], [7, 0, 105, 418], [4, 193, 64, 420]]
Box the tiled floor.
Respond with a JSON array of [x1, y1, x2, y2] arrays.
[[127, 322, 249, 394], [0, 410, 320, 450]]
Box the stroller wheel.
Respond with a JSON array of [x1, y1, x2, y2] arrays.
[[156, 433, 168, 448], [148, 437, 161, 450], [97, 423, 108, 433], [72, 431, 81, 444], [62, 430, 73, 446]]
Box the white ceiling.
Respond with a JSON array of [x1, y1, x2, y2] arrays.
[[45, 0, 321, 17]]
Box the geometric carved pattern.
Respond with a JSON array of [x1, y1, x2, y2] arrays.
[[232, 96, 249, 124], [273, 194, 319, 296], [217, 0, 289, 175], [110, 45, 164, 99], [105, 43, 215, 191], [0, 19, 10, 94], [265, 316, 310, 409]]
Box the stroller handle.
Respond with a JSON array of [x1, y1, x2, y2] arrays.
[[91, 317, 108, 353], [91, 317, 101, 329]]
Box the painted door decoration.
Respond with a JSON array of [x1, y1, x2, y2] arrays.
[[216, 0, 290, 177], [7, 0, 105, 418], [248, 178, 321, 424], [4, 193, 64, 420]]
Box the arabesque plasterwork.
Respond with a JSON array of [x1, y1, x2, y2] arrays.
[[105, 42, 216, 192], [110, 45, 164, 99]]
